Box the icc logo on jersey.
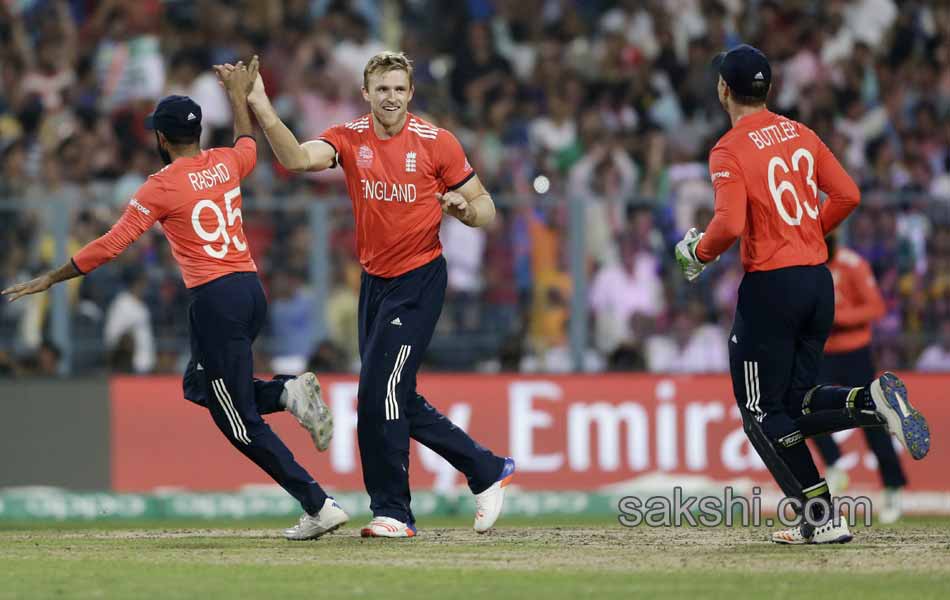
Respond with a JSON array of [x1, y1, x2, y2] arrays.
[[405, 152, 416, 173], [357, 145, 374, 168]]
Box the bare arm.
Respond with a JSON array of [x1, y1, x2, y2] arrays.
[[246, 72, 335, 172], [2, 261, 81, 303], [9, 9, 35, 70], [437, 175, 495, 228], [214, 56, 259, 140], [55, 0, 78, 68]]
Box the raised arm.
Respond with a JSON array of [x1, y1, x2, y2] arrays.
[[245, 68, 335, 172], [214, 56, 259, 140]]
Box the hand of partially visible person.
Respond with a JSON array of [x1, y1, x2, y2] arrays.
[[248, 61, 268, 106]]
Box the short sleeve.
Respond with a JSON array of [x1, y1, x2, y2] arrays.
[[436, 129, 475, 190], [318, 124, 346, 168], [228, 136, 257, 178]]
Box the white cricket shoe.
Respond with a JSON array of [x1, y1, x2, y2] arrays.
[[283, 372, 333, 452], [771, 520, 853, 545], [473, 457, 516, 533], [870, 372, 930, 460], [878, 488, 902, 524], [360, 516, 417, 538], [284, 497, 349, 540], [824, 465, 850, 496]]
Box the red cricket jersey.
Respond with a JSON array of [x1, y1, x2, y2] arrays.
[[318, 112, 475, 278], [825, 247, 886, 354], [695, 110, 860, 271], [72, 137, 258, 288]]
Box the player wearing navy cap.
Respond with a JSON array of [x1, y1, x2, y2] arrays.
[[675, 44, 931, 545]]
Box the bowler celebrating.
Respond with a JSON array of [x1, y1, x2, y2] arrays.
[[675, 45, 931, 544], [3, 61, 346, 542], [242, 51, 514, 537]]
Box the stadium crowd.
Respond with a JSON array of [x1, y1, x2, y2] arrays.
[[2, 0, 950, 376]]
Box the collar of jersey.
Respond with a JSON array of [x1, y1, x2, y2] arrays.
[[732, 108, 773, 130], [371, 112, 412, 142]]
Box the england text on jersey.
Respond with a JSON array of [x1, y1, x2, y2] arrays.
[[318, 113, 474, 278]]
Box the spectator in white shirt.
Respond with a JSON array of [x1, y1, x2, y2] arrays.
[[441, 215, 487, 331], [645, 303, 729, 374], [568, 141, 638, 266], [916, 320, 950, 372], [104, 273, 156, 374]]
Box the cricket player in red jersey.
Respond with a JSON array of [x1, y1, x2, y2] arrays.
[[814, 233, 907, 523], [239, 51, 513, 538], [675, 45, 930, 544], [2, 60, 348, 541]]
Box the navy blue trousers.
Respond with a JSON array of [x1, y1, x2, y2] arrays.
[[357, 256, 504, 523], [812, 346, 907, 488], [182, 272, 328, 515], [728, 265, 836, 498], [729, 266, 836, 438]]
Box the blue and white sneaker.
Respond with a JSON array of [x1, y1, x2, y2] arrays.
[[284, 497, 349, 540], [870, 372, 930, 460], [474, 457, 516, 533]]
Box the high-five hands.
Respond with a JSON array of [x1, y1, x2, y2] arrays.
[[213, 55, 260, 98]]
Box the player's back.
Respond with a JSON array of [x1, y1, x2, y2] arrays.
[[136, 137, 259, 288], [712, 110, 856, 272]]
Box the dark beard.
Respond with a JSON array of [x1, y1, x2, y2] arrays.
[[155, 132, 172, 165]]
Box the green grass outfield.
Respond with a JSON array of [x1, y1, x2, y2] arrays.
[[2, 515, 949, 599]]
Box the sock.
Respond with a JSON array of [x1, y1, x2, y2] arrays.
[[803, 480, 832, 525], [802, 385, 875, 414]]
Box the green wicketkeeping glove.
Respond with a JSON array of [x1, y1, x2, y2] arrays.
[[675, 228, 710, 282]]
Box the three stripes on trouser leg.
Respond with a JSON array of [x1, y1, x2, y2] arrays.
[[212, 378, 250, 444], [745, 361, 762, 421], [385, 345, 412, 421]]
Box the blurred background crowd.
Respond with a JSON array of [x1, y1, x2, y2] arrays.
[[2, 0, 950, 377]]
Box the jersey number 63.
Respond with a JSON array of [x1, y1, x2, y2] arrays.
[[768, 148, 819, 227]]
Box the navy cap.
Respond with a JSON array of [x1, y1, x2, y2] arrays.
[[144, 95, 202, 139], [714, 44, 771, 99]]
